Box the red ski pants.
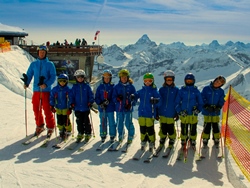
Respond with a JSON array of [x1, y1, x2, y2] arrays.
[[32, 91, 55, 129]]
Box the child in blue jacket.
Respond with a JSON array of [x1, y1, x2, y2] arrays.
[[135, 73, 160, 151], [157, 70, 179, 149], [95, 70, 116, 143], [175, 73, 203, 147], [50, 74, 72, 140], [201, 76, 226, 147], [70, 69, 94, 143], [112, 69, 136, 144]]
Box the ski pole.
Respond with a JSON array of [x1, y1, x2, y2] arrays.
[[89, 108, 95, 137], [21, 73, 28, 137]]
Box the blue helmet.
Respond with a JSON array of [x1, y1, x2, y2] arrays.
[[102, 69, 112, 77], [58, 74, 69, 81], [185, 73, 195, 85]]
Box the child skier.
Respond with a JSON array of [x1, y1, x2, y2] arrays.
[[112, 69, 136, 144], [95, 70, 116, 143], [201, 76, 226, 147], [157, 70, 179, 149], [135, 73, 160, 151], [50, 74, 72, 140], [175, 73, 203, 148], [70, 69, 94, 143]]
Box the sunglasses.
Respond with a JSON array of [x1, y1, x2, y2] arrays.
[[58, 79, 67, 83], [76, 76, 84, 79]]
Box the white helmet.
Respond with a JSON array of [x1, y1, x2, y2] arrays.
[[164, 70, 175, 80], [74, 69, 86, 77]]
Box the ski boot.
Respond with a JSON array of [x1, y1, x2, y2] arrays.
[[34, 125, 45, 136], [159, 138, 166, 147], [47, 128, 54, 138], [101, 136, 106, 143], [141, 141, 147, 150], [203, 138, 208, 148], [149, 142, 155, 152], [84, 134, 92, 142], [76, 133, 84, 143], [168, 139, 175, 148], [214, 138, 220, 148]]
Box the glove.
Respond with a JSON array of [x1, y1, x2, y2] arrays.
[[192, 106, 200, 115], [88, 103, 93, 108], [179, 110, 187, 117], [204, 104, 214, 113], [38, 76, 45, 86], [100, 100, 109, 109], [70, 104, 75, 109], [20, 73, 28, 85], [117, 95, 123, 102], [174, 115, 179, 121], [214, 105, 221, 113], [130, 94, 135, 101], [50, 106, 56, 113], [150, 97, 160, 104], [124, 103, 131, 110], [155, 116, 159, 121], [67, 108, 72, 115]]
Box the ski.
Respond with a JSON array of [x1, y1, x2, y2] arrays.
[[78, 138, 94, 152], [40, 137, 51, 148], [108, 141, 121, 151], [52, 136, 73, 149], [162, 147, 173, 158], [177, 147, 185, 161], [67, 139, 83, 150], [113, 141, 123, 151], [96, 141, 106, 151], [143, 148, 154, 163], [153, 146, 164, 157], [215, 146, 223, 159], [22, 132, 44, 145], [200, 146, 209, 159], [132, 147, 146, 161], [121, 143, 132, 153]]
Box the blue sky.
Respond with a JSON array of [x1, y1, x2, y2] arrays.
[[1, 0, 250, 46]]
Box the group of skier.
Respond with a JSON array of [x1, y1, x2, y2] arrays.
[[22, 45, 227, 154]]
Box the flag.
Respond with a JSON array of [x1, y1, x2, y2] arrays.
[[94, 30, 100, 40]]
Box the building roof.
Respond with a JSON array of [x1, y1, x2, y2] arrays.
[[0, 23, 28, 37]]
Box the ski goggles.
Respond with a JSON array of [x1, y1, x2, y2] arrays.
[[144, 79, 153, 84], [76, 75, 84, 79], [58, 79, 67, 83], [37, 45, 47, 51]]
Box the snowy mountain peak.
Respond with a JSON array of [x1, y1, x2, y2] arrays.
[[208, 40, 221, 48], [135, 34, 152, 45]]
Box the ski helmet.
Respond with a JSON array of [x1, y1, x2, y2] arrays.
[[102, 69, 112, 78], [143, 73, 154, 80], [58, 74, 69, 80], [74, 69, 86, 77], [118, 69, 130, 77], [164, 70, 175, 81], [184, 73, 195, 85]]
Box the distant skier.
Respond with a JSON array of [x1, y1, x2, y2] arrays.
[[70, 69, 94, 143], [50, 74, 72, 140], [157, 70, 179, 149], [23, 45, 56, 138], [175, 73, 203, 147], [134, 73, 160, 151], [112, 69, 136, 144], [95, 70, 116, 143], [201, 76, 226, 147]]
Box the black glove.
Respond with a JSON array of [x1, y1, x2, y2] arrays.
[[88, 103, 93, 108], [38, 76, 45, 86], [179, 110, 187, 117], [155, 116, 159, 121], [50, 106, 56, 113], [117, 95, 123, 102], [192, 106, 200, 115], [214, 105, 221, 113], [21, 73, 28, 85], [100, 99, 109, 109], [204, 104, 214, 113], [150, 97, 159, 104], [174, 115, 179, 121], [70, 104, 75, 109], [130, 94, 135, 101], [124, 103, 131, 110]]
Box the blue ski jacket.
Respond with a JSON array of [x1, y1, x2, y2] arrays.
[[50, 84, 71, 109], [26, 57, 56, 92], [157, 85, 179, 118], [95, 82, 115, 113], [112, 81, 136, 112], [201, 82, 225, 116], [70, 82, 94, 112], [135, 85, 160, 118], [175, 85, 203, 115]]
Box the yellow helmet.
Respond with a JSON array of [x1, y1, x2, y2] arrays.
[[118, 69, 130, 77]]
